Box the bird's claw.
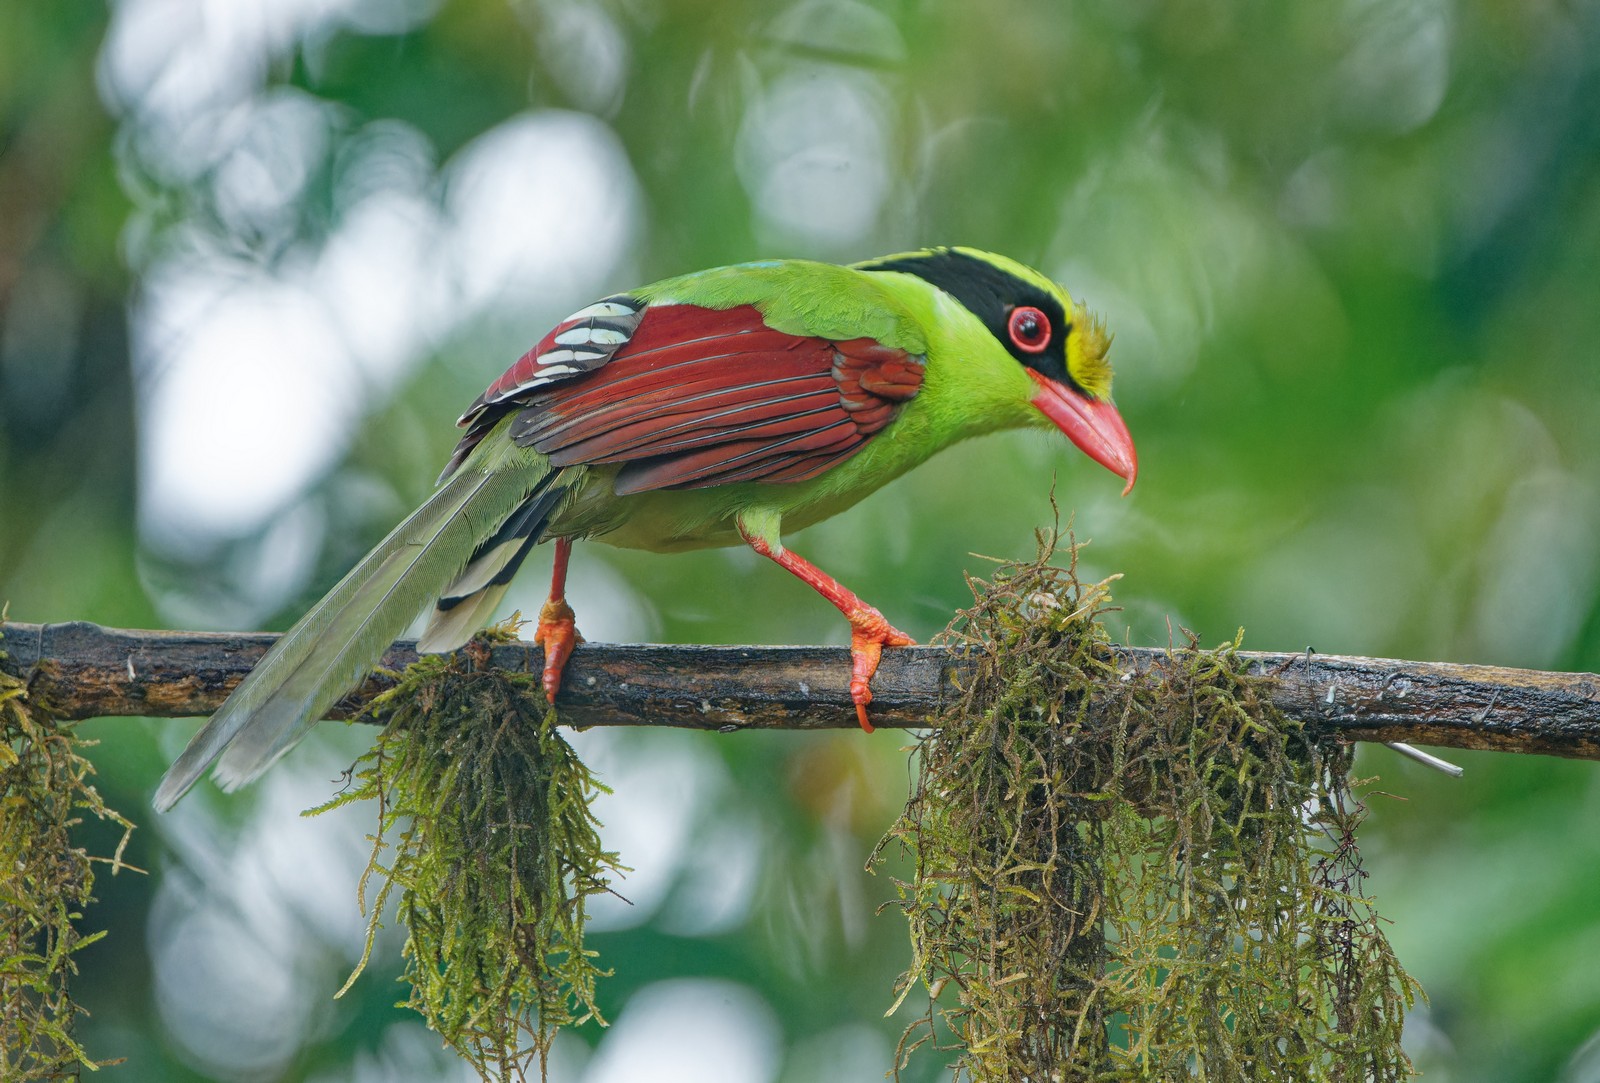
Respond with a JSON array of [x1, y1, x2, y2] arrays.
[[847, 609, 915, 733], [534, 597, 583, 702]]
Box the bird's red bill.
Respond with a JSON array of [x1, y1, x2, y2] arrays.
[[1027, 370, 1138, 495]]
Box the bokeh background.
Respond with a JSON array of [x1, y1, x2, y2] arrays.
[[4, 0, 1600, 1079]]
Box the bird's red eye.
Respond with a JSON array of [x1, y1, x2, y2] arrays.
[[1008, 306, 1051, 353]]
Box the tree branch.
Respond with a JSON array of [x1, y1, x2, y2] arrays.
[[4, 620, 1599, 760]]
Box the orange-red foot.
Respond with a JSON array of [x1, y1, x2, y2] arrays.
[[847, 608, 916, 733], [534, 597, 583, 702]]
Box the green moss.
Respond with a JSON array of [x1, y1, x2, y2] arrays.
[[310, 633, 622, 1082], [0, 622, 136, 1080], [876, 531, 1418, 1081]]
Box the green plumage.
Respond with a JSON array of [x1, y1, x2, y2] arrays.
[[551, 257, 1051, 551], [155, 248, 1126, 809]]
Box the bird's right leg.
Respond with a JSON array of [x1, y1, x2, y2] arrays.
[[534, 537, 583, 700], [736, 513, 913, 733]]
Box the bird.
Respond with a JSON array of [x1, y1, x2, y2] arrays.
[[153, 246, 1137, 811]]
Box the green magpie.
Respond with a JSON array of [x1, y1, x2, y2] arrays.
[[155, 246, 1137, 811]]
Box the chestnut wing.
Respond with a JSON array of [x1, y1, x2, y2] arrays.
[[451, 301, 924, 495]]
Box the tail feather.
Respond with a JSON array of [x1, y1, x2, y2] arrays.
[[154, 458, 549, 811], [416, 481, 570, 653], [413, 579, 515, 656], [433, 536, 525, 607]]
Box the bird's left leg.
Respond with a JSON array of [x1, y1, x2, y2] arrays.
[[534, 537, 583, 701], [737, 513, 913, 733]]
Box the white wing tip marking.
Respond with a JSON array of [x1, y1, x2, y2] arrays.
[[554, 326, 628, 347]]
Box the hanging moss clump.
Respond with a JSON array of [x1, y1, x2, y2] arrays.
[[1, 624, 135, 1080], [877, 531, 1419, 1081], [311, 632, 622, 1083]]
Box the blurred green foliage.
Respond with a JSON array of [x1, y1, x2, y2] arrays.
[[3, 0, 1599, 1079]]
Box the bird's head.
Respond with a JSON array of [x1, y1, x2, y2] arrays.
[[858, 247, 1137, 495]]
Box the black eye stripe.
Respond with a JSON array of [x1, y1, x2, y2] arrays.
[[861, 248, 1081, 393]]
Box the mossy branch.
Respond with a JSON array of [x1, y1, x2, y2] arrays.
[[873, 534, 1417, 1080], [3, 620, 1599, 760], [2, 618, 137, 1079], [305, 646, 622, 1082]]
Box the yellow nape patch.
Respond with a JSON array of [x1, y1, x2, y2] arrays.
[[1068, 300, 1114, 400]]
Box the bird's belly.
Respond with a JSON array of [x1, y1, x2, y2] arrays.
[[587, 485, 866, 553], [550, 416, 944, 553], [553, 475, 881, 554]]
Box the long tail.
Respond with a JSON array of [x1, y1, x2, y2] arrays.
[[414, 478, 570, 653], [154, 454, 556, 811]]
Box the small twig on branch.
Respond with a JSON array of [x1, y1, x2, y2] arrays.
[[3, 620, 1599, 760]]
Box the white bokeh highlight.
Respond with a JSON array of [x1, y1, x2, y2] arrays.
[[737, 67, 893, 252], [150, 737, 378, 1079], [581, 980, 781, 1083], [570, 728, 755, 934], [130, 108, 641, 548]]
